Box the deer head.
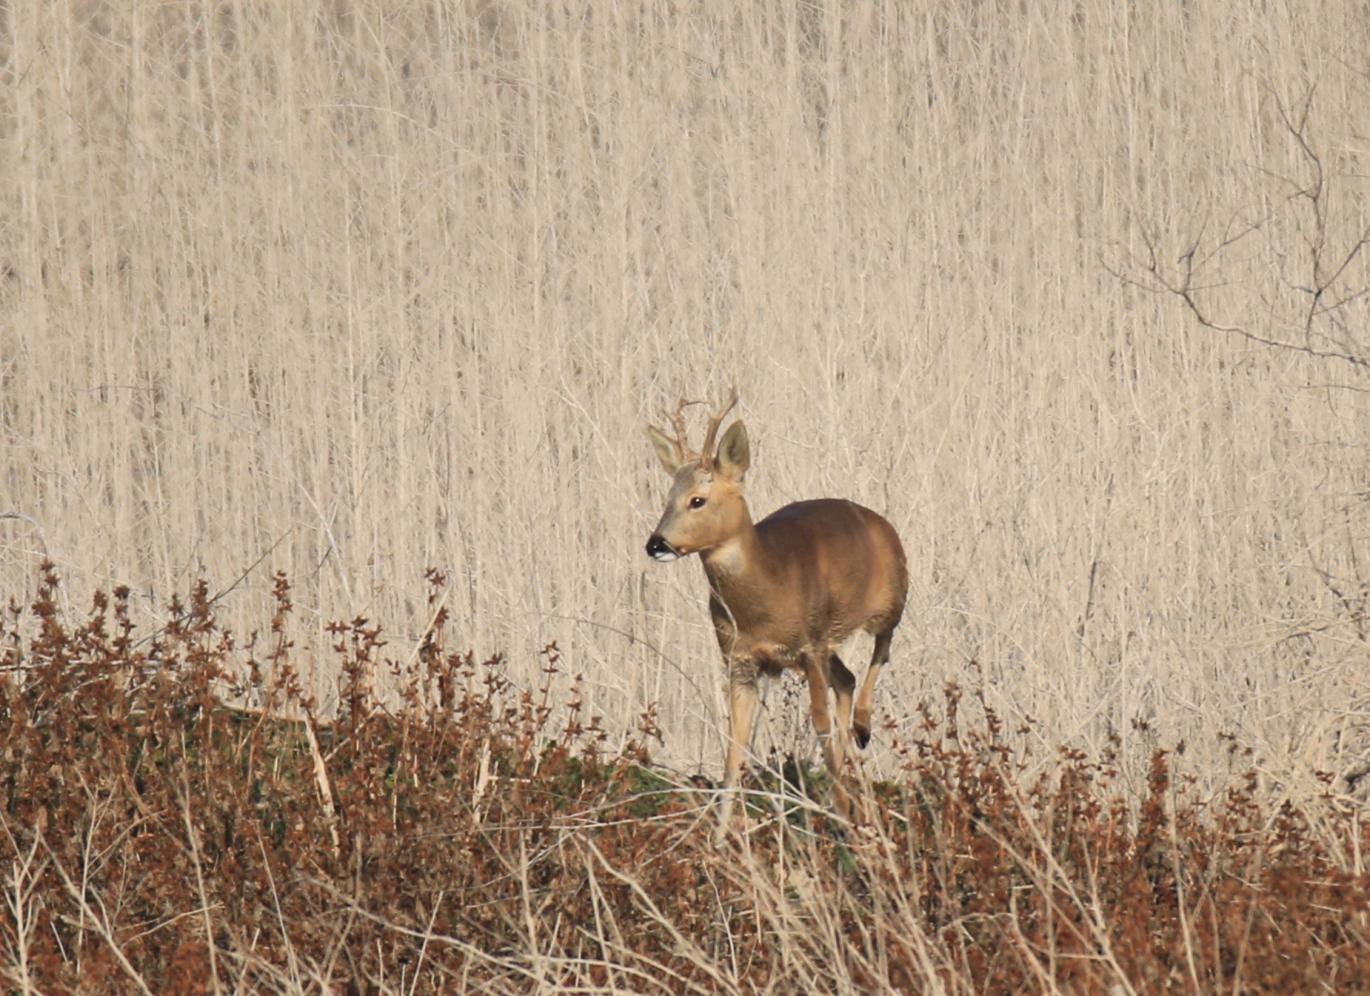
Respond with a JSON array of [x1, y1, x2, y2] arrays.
[[644, 390, 750, 561]]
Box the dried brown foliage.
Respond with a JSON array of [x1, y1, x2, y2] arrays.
[[0, 566, 1365, 992]]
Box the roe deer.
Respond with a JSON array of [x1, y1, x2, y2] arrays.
[[645, 391, 908, 840]]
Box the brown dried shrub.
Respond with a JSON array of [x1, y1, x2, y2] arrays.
[[0, 566, 1365, 992]]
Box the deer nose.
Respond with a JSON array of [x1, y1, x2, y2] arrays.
[[646, 534, 679, 561]]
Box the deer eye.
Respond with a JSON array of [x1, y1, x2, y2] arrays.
[[689, 496, 707, 509]]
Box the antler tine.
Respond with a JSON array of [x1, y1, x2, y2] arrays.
[[660, 397, 698, 464], [697, 388, 739, 467]]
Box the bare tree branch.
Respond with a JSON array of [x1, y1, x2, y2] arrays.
[[1112, 86, 1370, 374]]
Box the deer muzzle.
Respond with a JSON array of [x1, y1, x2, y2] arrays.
[[645, 534, 680, 562]]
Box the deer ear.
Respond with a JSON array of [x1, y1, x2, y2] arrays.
[[715, 421, 750, 480], [646, 426, 684, 474]]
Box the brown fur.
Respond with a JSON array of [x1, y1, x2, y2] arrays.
[[646, 400, 908, 841]]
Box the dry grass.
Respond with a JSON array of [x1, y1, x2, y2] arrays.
[[0, 568, 1365, 992], [3, 0, 1370, 851]]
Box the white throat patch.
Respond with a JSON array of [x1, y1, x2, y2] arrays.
[[705, 538, 747, 575]]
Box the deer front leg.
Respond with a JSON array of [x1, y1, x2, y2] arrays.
[[715, 657, 760, 844]]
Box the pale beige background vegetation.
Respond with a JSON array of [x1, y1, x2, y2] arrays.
[[5, 0, 1370, 798]]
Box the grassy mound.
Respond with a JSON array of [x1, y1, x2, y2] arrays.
[[0, 567, 1366, 992]]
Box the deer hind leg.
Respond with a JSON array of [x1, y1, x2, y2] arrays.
[[853, 630, 893, 749], [827, 653, 857, 744], [805, 649, 852, 823], [715, 659, 760, 844]]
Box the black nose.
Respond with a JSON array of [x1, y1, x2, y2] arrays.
[[646, 534, 672, 558]]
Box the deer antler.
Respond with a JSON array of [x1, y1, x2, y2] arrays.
[[649, 390, 739, 469], [663, 398, 695, 464], [697, 388, 739, 468], [649, 397, 700, 466]]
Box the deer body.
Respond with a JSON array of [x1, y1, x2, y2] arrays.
[[646, 395, 907, 840], [701, 499, 904, 674]]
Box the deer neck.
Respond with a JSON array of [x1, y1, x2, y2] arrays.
[[699, 510, 767, 596]]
